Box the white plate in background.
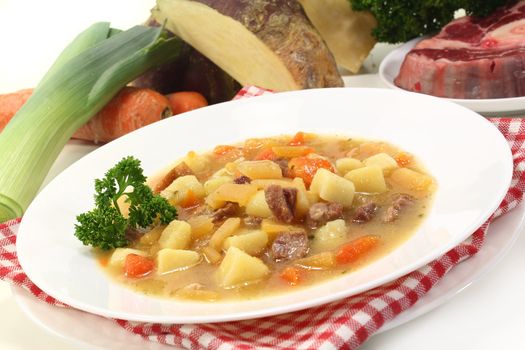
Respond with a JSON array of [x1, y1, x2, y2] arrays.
[[379, 37, 525, 117], [16, 88, 512, 324]]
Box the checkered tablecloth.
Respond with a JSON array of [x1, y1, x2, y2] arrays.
[[2, 86, 525, 349]]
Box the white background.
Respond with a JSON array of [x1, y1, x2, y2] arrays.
[[0, 1, 524, 349]]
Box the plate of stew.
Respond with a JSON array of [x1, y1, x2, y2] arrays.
[[17, 88, 512, 323]]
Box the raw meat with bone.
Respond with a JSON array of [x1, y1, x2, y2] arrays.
[[395, 1, 525, 99]]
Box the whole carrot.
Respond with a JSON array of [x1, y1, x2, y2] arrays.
[[0, 88, 33, 131], [166, 91, 208, 115], [73, 86, 172, 143], [0, 87, 172, 143]]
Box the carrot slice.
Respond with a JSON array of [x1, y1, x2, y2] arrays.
[[288, 156, 334, 186], [254, 148, 277, 161], [335, 235, 380, 265], [124, 253, 155, 278], [288, 131, 306, 146], [280, 266, 302, 285], [394, 152, 412, 167], [180, 189, 201, 209]]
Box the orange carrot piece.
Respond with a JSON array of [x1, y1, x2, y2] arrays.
[[280, 266, 303, 285], [213, 145, 244, 159], [73, 87, 172, 143], [394, 152, 412, 167], [288, 131, 306, 146], [124, 253, 155, 278], [0, 88, 33, 132], [180, 189, 201, 209], [288, 156, 334, 186], [165, 91, 208, 115], [335, 235, 380, 265], [254, 148, 278, 161]]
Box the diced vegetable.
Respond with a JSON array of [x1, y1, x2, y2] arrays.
[[109, 248, 148, 268], [335, 157, 364, 175], [311, 219, 348, 252], [156, 249, 201, 273], [245, 190, 273, 218], [310, 168, 355, 207], [260, 219, 304, 242], [236, 160, 283, 179], [139, 226, 164, 245], [223, 230, 268, 255], [209, 217, 241, 250], [158, 220, 192, 249], [183, 151, 209, 173], [206, 183, 258, 209], [250, 178, 294, 190], [344, 166, 387, 193], [292, 177, 311, 217], [202, 246, 223, 264], [204, 176, 233, 195], [186, 215, 214, 239], [254, 148, 278, 161], [363, 153, 399, 173], [389, 168, 434, 198], [288, 131, 307, 146], [217, 247, 269, 288], [271, 146, 314, 158], [280, 266, 303, 285], [124, 253, 155, 278], [394, 152, 412, 167], [160, 175, 205, 205], [335, 235, 380, 265], [295, 252, 336, 270], [0, 24, 185, 222], [288, 156, 335, 187]]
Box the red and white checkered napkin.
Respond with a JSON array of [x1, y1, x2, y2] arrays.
[[2, 86, 525, 350]]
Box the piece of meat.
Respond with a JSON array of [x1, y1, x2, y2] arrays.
[[233, 175, 251, 184], [383, 194, 414, 223], [353, 202, 378, 223], [243, 215, 263, 227], [211, 202, 240, 223], [395, 1, 525, 99], [271, 231, 309, 261], [305, 202, 344, 228], [264, 184, 297, 223], [154, 162, 194, 193], [273, 158, 292, 178]]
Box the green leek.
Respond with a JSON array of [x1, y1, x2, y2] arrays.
[[0, 23, 185, 221]]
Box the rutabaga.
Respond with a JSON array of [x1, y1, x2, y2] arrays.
[[0, 23, 185, 221]]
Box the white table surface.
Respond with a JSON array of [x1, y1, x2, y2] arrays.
[[1, 1, 524, 349]]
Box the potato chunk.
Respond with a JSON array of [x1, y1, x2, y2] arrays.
[[217, 247, 269, 288], [209, 217, 241, 250], [310, 168, 355, 207], [245, 190, 273, 218], [157, 249, 201, 273], [389, 168, 434, 198], [109, 248, 148, 268], [158, 220, 192, 249], [206, 183, 258, 209], [336, 157, 363, 175], [237, 160, 283, 179], [311, 219, 348, 252], [363, 153, 398, 173], [223, 230, 268, 255], [204, 176, 233, 195], [160, 175, 205, 205], [186, 215, 214, 239], [344, 166, 387, 193]]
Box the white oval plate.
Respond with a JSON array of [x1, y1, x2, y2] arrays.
[[379, 37, 525, 116], [17, 88, 512, 324]]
